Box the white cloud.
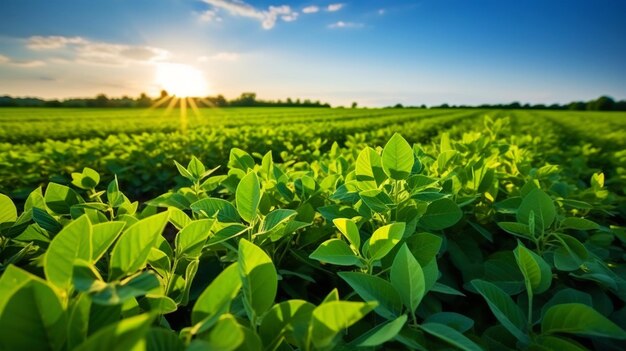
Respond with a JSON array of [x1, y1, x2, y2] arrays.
[[327, 3, 344, 12], [0, 53, 46, 67], [199, 52, 240, 62], [378, 9, 385, 15], [201, 0, 298, 29], [328, 21, 363, 29], [302, 6, 319, 14], [199, 9, 222, 22], [27, 36, 87, 50], [25, 36, 169, 66]]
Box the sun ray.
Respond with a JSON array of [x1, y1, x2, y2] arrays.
[[180, 97, 188, 133], [187, 97, 202, 122], [163, 96, 179, 118]]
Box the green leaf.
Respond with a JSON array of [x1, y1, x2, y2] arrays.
[[192, 263, 241, 327], [367, 222, 406, 261], [187, 156, 206, 179], [238, 239, 277, 319], [560, 217, 600, 231], [175, 160, 194, 180], [145, 328, 185, 351], [0, 278, 67, 351], [261, 209, 297, 232], [406, 232, 442, 265], [259, 299, 315, 350], [497, 222, 532, 239], [191, 198, 239, 223], [73, 313, 154, 351], [420, 198, 462, 230], [44, 215, 92, 290], [338, 272, 403, 319], [0, 193, 17, 226], [470, 279, 528, 343], [91, 221, 125, 263], [354, 315, 408, 347], [333, 218, 360, 251], [196, 314, 244, 351], [542, 303, 626, 339], [391, 244, 426, 313], [309, 239, 362, 266], [514, 242, 552, 295], [109, 212, 169, 280], [32, 207, 63, 234], [175, 219, 215, 259], [44, 182, 81, 215], [382, 133, 414, 180], [517, 188, 556, 230], [360, 189, 395, 213], [425, 312, 474, 333], [311, 300, 376, 349], [530, 335, 588, 351], [229, 148, 256, 171], [420, 322, 483, 351], [236, 172, 261, 223], [355, 147, 387, 190]]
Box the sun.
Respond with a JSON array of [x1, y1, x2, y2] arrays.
[[154, 62, 209, 97]]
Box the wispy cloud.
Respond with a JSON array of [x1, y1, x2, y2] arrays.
[[327, 3, 344, 12], [199, 9, 222, 22], [0, 53, 46, 67], [302, 6, 319, 14], [198, 52, 240, 62], [328, 21, 363, 29], [200, 0, 298, 29], [25, 36, 169, 66], [378, 9, 386, 15]]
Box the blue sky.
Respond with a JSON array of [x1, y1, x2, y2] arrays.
[[1, 0, 625, 106]]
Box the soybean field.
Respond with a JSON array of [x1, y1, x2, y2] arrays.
[[1, 107, 626, 350]]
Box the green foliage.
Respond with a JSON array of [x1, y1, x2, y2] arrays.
[[1, 119, 626, 351]]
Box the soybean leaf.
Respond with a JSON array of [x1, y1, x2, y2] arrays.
[[424, 312, 474, 333], [420, 322, 483, 351], [517, 189, 556, 230], [44, 215, 92, 290], [0, 278, 67, 351], [175, 219, 215, 259], [355, 147, 387, 190], [310, 300, 376, 350], [91, 221, 125, 263], [73, 313, 154, 351], [196, 314, 243, 351], [259, 299, 315, 350], [0, 193, 17, 227], [238, 239, 277, 319], [382, 133, 414, 180], [514, 242, 552, 295], [360, 189, 395, 213], [191, 198, 239, 223], [145, 328, 185, 351], [236, 172, 261, 223], [44, 182, 81, 215], [420, 198, 462, 230], [354, 315, 408, 347], [390, 244, 425, 313], [109, 212, 169, 280], [339, 272, 403, 319], [309, 239, 362, 266], [192, 263, 241, 330], [332, 218, 360, 250], [470, 279, 529, 343], [542, 303, 626, 339], [367, 222, 406, 261]]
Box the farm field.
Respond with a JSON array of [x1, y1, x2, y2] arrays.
[[1, 107, 626, 350]]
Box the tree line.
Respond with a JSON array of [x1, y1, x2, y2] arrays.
[[413, 95, 626, 111], [0, 91, 331, 108], [1, 92, 624, 111]]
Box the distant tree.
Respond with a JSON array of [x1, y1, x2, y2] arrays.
[[136, 93, 152, 107], [587, 96, 615, 111], [160, 90, 169, 99], [394, 103, 404, 109], [568, 101, 586, 110], [94, 94, 109, 108], [351, 102, 358, 109], [215, 95, 227, 107]]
